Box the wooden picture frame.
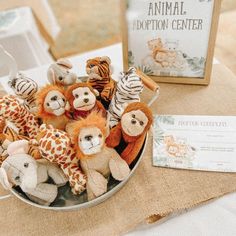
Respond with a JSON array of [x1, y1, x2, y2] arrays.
[[121, 0, 221, 85]]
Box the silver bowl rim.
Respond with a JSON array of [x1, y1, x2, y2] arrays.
[[9, 134, 148, 211]]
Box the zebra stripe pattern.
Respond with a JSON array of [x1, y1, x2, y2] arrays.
[[108, 67, 144, 128]]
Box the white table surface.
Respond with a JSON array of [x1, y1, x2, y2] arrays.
[[0, 43, 235, 236]]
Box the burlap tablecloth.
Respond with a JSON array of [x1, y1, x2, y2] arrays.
[[0, 64, 236, 236]]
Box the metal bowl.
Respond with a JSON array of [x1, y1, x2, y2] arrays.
[[7, 135, 148, 211]]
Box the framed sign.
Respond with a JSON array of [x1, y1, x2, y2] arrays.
[[121, 0, 221, 85]]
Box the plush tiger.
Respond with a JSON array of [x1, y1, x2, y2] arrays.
[[108, 67, 144, 128], [0, 118, 40, 166], [8, 72, 38, 113], [86, 56, 115, 108]]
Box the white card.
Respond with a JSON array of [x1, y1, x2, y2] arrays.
[[153, 115, 236, 172]]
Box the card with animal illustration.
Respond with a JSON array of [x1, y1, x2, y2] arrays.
[[153, 115, 236, 172], [122, 0, 220, 83]]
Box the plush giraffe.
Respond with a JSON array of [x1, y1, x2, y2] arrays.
[[35, 124, 87, 195], [0, 117, 41, 166], [0, 95, 39, 139]]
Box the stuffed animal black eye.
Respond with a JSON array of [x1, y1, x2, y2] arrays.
[[75, 94, 79, 98], [55, 133, 60, 138], [15, 176, 20, 181], [24, 163, 29, 168], [47, 103, 50, 106], [132, 114, 135, 118], [98, 134, 102, 138], [89, 64, 94, 68], [84, 92, 88, 95], [58, 76, 63, 81], [62, 98, 65, 102], [140, 121, 144, 126]]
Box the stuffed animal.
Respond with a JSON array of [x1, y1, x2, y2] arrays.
[[0, 118, 40, 165], [35, 124, 87, 195], [0, 95, 39, 139], [8, 72, 38, 113], [36, 84, 70, 130], [86, 56, 115, 108], [0, 140, 68, 206], [47, 58, 80, 87], [108, 67, 144, 128], [106, 102, 153, 165], [70, 112, 130, 201], [65, 83, 106, 120]]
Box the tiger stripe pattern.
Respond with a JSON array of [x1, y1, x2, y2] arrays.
[[8, 73, 38, 112], [86, 56, 115, 103], [108, 67, 144, 128]]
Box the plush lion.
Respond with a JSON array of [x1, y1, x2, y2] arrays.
[[36, 84, 70, 130], [70, 112, 130, 201], [65, 83, 106, 120], [86, 56, 115, 108], [106, 102, 153, 165]]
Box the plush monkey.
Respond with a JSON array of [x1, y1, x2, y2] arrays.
[[47, 58, 80, 87], [65, 83, 106, 120], [106, 102, 153, 165], [70, 112, 130, 201], [36, 85, 70, 130]]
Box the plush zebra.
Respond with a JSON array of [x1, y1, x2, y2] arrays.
[[8, 72, 38, 113], [108, 67, 144, 128]]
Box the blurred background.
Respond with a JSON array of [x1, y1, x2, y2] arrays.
[[0, 0, 235, 74], [49, 0, 236, 58]]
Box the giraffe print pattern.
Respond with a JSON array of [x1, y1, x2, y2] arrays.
[[0, 95, 39, 139], [36, 124, 87, 195]]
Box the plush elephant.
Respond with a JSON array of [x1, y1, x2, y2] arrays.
[[0, 140, 68, 206], [47, 58, 81, 87]]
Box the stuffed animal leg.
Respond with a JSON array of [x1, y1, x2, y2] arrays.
[[25, 183, 58, 206], [38, 159, 69, 187], [86, 169, 108, 201], [108, 148, 131, 181]]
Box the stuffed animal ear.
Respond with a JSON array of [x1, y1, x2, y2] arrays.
[[65, 101, 70, 111], [128, 67, 136, 74], [100, 56, 111, 65], [39, 124, 47, 131], [7, 140, 29, 156], [109, 64, 114, 75], [47, 68, 56, 84], [20, 161, 38, 192], [0, 168, 12, 190], [57, 58, 72, 69], [48, 125, 54, 130], [93, 89, 100, 97]]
